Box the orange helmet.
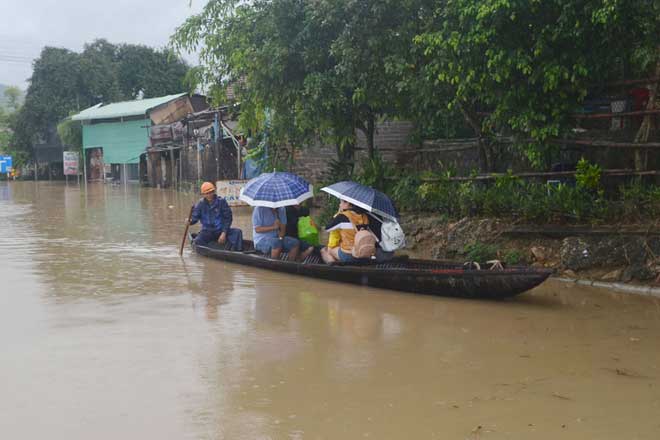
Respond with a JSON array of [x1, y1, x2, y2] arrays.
[[200, 182, 216, 194]]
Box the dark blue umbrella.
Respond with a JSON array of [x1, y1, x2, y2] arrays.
[[321, 181, 399, 221], [239, 171, 313, 207]]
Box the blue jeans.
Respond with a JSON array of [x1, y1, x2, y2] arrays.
[[195, 228, 243, 251], [255, 236, 303, 255], [338, 248, 359, 263]]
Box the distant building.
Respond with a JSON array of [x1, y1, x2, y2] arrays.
[[71, 93, 207, 183]]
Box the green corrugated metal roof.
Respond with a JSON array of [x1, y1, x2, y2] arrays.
[[71, 93, 186, 121]]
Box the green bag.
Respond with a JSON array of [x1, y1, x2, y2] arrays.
[[298, 216, 320, 246]]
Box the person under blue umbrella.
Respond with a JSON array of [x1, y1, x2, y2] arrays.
[[320, 181, 399, 221], [320, 181, 404, 263], [240, 172, 315, 261]]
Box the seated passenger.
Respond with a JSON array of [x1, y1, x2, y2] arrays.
[[284, 204, 309, 239], [286, 202, 320, 247], [190, 182, 243, 250], [320, 200, 375, 264], [252, 206, 313, 261]]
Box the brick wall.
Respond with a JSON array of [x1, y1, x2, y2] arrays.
[[290, 120, 415, 184], [356, 120, 415, 163], [289, 140, 338, 184]]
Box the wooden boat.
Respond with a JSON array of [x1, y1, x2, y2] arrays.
[[190, 234, 552, 299]]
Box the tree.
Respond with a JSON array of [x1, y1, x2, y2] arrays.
[[116, 44, 189, 99], [9, 47, 81, 163], [4, 86, 22, 112], [57, 117, 82, 153], [8, 40, 190, 166], [79, 39, 122, 104], [172, 0, 432, 161], [414, 0, 660, 170]]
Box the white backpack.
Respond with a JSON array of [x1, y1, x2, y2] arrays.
[[379, 220, 406, 252]]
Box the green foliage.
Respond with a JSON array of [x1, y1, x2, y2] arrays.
[[8, 40, 189, 166], [383, 168, 659, 224], [3, 86, 22, 112], [0, 125, 10, 155], [463, 243, 523, 265], [502, 249, 524, 266], [355, 152, 396, 192], [414, 0, 660, 164], [463, 242, 498, 262], [171, 0, 433, 158], [575, 158, 602, 191], [169, 0, 659, 173], [617, 180, 660, 221], [56, 117, 83, 154], [390, 174, 424, 212]]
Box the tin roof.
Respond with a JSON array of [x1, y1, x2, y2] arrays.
[[71, 93, 187, 121]]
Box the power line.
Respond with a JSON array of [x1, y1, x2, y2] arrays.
[[0, 54, 34, 62], [0, 59, 33, 65]]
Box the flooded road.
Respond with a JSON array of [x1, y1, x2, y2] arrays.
[[1, 181, 659, 439]]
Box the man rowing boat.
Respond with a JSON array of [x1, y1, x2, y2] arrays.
[[190, 181, 243, 250]]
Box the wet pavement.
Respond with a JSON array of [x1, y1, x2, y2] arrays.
[[1, 181, 659, 439]]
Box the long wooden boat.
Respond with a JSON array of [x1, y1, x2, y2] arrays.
[[190, 234, 552, 299]]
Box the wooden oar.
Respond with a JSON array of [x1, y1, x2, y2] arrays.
[[179, 204, 195, 256]]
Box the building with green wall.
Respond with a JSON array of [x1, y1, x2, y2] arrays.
[[71, 93, 187, 182]]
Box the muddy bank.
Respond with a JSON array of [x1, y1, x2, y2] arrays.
[[402, 214, 660, 286]]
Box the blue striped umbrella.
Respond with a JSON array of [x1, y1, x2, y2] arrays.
[[321, 181, 399, 221], [239, 172, 313, 207]]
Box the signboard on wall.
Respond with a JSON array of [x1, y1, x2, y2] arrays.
[[63, 151, 79, 175], [0, 155, 12, 173], [216, 180, 248, 206]]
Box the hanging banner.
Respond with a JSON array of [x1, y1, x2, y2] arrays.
[[216, 180, 248, 206], [63, 151, 79, 176]]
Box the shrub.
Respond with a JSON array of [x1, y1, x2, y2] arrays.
[[463, 242, 498, 262], [575, 158, 602, 191], [317, 155, 659, 225], [502, 249, 524, 265]]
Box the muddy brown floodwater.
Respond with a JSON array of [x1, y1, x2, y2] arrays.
[[1, 181, 659, 439]]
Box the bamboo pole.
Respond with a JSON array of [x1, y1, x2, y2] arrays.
[[179, 204, 195, 256]]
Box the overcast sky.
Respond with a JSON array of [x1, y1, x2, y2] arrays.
[[0, 0, 205, 89]]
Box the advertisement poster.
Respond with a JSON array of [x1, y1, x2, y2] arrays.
[[63, 151, 79, 175], [216, 180, 248, 206]]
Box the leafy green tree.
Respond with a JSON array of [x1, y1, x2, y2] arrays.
[[116, 45, 189, 99], [9, 40, 189, 166], [414, 0, 660, 170], [172, 0, 431, 161], [3, 86, 22, 112], [57, 116, 83, 153], [79, 39, 122, 103], [9, 47, 81, 163]]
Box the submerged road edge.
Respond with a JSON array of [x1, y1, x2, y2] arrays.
[[553, 276, 660, 298]]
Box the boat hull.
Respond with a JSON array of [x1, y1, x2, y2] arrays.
[[190, 237, 552, 299]]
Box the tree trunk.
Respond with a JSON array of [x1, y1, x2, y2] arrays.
[[356, 114, 376, 159], [335, 141, 355, 179], [457, 101, 492, 172], [477, 139, 493, 172], [366, 114, 375, 159]]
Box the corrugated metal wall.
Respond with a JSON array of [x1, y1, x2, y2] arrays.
[[82, 118, 150, 164]]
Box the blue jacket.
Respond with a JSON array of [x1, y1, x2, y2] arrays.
[[190, 196, 233, 233]]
